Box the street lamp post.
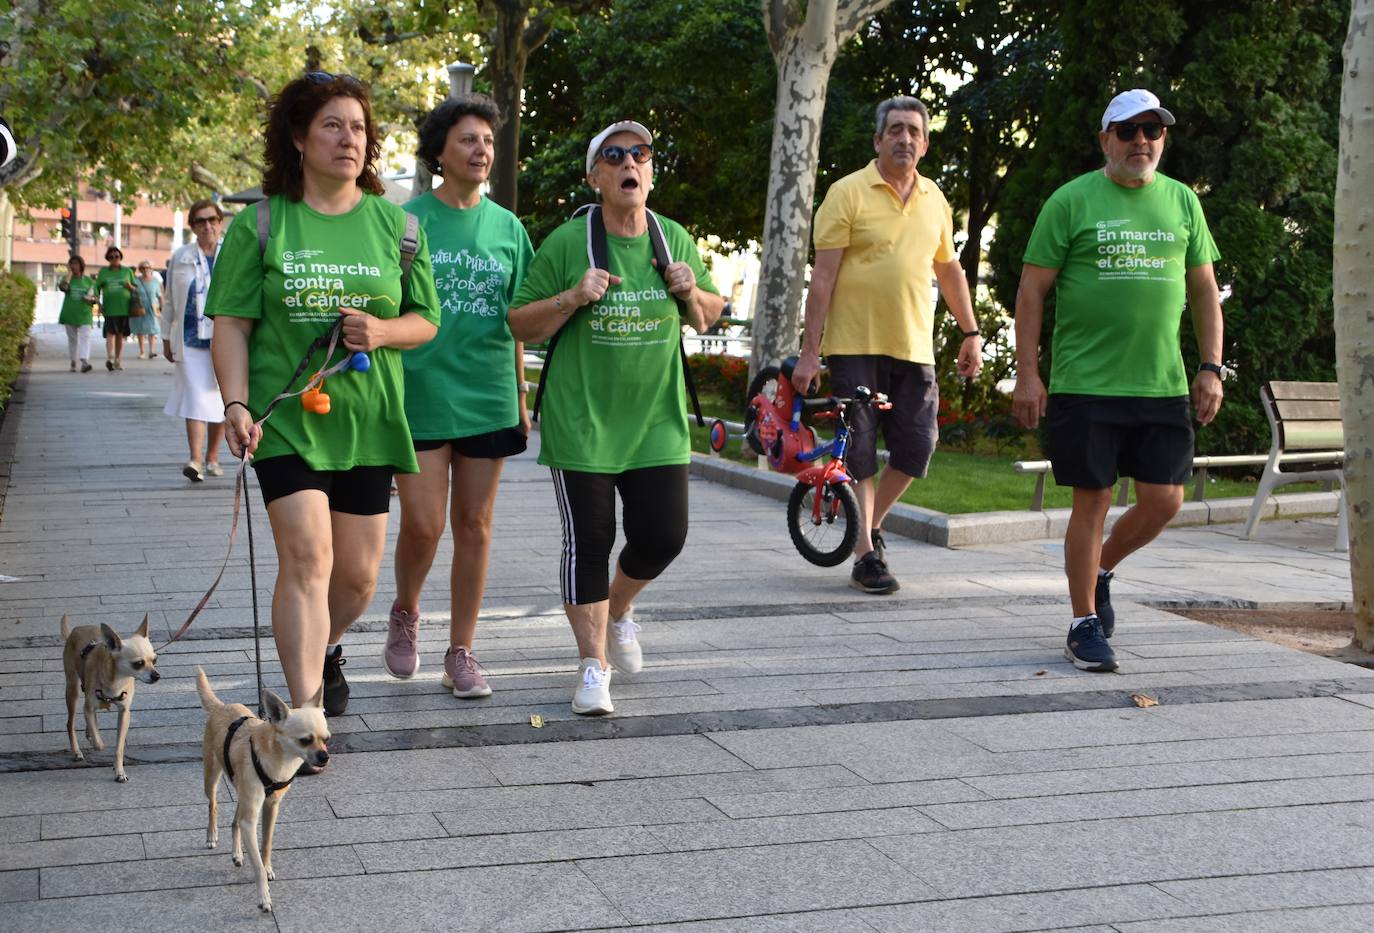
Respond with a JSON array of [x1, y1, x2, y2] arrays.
[[412, 62, 476, 198]]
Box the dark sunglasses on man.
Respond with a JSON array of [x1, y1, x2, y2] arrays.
[[597, 144, 653, 167], [190, 215, 220, 228], [1111, 121, 1165, 142]]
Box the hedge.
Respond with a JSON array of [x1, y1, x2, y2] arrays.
[[0, 272, 36, 411]]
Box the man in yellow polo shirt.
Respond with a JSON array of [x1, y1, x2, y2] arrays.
[[791, 96, 982, 594]]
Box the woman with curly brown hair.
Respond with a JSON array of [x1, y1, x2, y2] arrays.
[[207, 72, 441, 722]]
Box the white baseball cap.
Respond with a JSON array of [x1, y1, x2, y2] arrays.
[[1101, 89, 1176, 131], [585, 120, 653, 175]]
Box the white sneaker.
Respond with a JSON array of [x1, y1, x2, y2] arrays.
[[607, 615, 643, 674], [571, 657, 613, 715]]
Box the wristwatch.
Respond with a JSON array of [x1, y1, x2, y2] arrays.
[[1198, 362, 1231, 379], [518, 381, 536, 394], [961, 328, 981, 339]]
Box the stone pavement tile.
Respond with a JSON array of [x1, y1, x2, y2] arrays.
[[0, 869, 37, 904], [919, 774, 1374, 830], [1156, 866, 1374, 914], [648, 807, 943, 852], [144, 812, 447, 859], [0, 761, 209, 817], [855, 883, 1188, 932], [578, 839, 935, 924], [41, 795, 332, 839], [277, 746, 502, 798], [356, 825, 665, 872], [0, 833, 143, 872], [39, 842, 363, 899], [0, 815, 38, 843], [599, 908, 879, 932], [0, 722, 204, 754], [801, 670, 1209, 706], [329, 764, 866, 819], [869, 801, 1374, 899], [707, 720, 997, 783], [475, 735, 751, 786], [1340, 693, 1374, 710], [1151, 696, 1374, 737], [1, 880, 288, 931], [706, 779, 985, 819], [1113, 904, 1374, 932], [436, 797, 724, 836], [269, 861, 627, 932]]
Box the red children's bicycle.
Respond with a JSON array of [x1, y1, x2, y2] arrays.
[[709, 357, 891, 567]]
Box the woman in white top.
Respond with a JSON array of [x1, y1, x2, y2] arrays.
[[161, 198, 226, 482]]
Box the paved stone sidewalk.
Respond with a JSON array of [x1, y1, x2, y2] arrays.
[[0, 332, 1370, 931]]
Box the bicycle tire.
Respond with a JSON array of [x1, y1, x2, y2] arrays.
[[743, 365, 781, 456], [787, 480, 859, 567]]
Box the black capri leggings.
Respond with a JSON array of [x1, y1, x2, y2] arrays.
[[551, 464, 689, 604]]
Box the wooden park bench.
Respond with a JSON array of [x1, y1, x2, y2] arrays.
[[1243, 380, 1346, 549]]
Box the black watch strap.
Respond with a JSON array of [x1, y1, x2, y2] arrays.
[[961, 328, 981, 339], [1198, 362, 1225, 377]]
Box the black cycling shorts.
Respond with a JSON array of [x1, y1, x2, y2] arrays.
[[414, 426, 527, 459], [253, 454, 395, 515]]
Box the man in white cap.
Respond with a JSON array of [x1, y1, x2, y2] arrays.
[[791, 95, 983, 596], [1012, 89, 1225, 673]]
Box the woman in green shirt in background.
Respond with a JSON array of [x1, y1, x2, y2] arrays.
[[95, 246, 136, 370], [57, 254, 96, 372]]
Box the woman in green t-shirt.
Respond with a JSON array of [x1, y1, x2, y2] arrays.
[[58, 255, 96, 372], [95, 246, 136, 371], [209, 73, 440, 730], [387, 94, 534, 699], [509, 120, 724, 717]]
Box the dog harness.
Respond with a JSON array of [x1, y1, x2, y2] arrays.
[[79, 640, 128, 705], [222, 716, 294, 795]]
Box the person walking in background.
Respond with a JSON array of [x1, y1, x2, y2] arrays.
[[790, 95, 982, 596], [210, 72, 440, 727], [1012, 89, 1225, 673], [57, 255, 96, 373], [95, 246, 136, 371], [386, 94, 533, 699], [162, 199, 227, 483], [131, 261, 162, 359], [508, 119, 723, 716]]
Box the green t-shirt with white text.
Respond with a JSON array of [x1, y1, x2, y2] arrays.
[[513, 213, 719, 472], [1023, 170, 1220, 397], [205, 194, 442, 472], [96, 266, 135, 317], [59, 275, 96, 326], [401, 193, 533, 440]]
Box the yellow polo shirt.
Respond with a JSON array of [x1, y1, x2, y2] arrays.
[[813, 160, 956, 365]]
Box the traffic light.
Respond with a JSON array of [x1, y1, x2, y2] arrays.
[[60, 203, 77, 250]]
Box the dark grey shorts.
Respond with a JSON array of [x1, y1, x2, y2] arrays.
[[1046, 394, 1194, 489], [826, 354, 939, 482]]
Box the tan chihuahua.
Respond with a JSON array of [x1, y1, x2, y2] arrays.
[[61, 614, 161, 783], [196, 667, 329, 913]]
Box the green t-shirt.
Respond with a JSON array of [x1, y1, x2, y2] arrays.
[[96, 266, 135, 317], [1023, 170, 1220, 397], [513, 212, 719, 472], [59, 275, 96, 326], [401, 193, 533, 440], [205, 193, 442, 473]]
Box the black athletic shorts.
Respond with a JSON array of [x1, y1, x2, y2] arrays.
[[253, 454, 394, 515], [1046, 394, 1194, 489], [103, 316, 131, 339], [826, 354, 939, 482], [414, 426, 527, 459]]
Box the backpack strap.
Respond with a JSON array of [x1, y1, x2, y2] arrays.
[[647, 210, 704, 427], [399, 212, 420, 280]]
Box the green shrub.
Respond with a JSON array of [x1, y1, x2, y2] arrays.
[[0, 272, 36, 410]]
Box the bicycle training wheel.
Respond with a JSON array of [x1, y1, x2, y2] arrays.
[[787, 480, 859, 567], [743, 365, 781, 456]]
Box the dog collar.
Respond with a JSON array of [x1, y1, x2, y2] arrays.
[[80, 640, 100, 659], [222, 715, 293, 795], [94, 688, 127, 704]]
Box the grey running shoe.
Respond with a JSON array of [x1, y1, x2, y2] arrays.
[[1065, 616, 1118, 672], [850, 552, 900, 595], [607, 615, 643, 674], [383, 604, 420, 678], [571, 657, 613, 715], [441, 646, 492, 698]]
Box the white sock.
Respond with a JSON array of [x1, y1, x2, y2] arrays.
[[1098, 568, 1111, 578], [1070, 614, 1095, 631], [326, 642, 341, 656]]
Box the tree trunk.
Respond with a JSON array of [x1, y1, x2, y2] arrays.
[[486, 0, 531, 212], [1336, 0, 1374, 650]]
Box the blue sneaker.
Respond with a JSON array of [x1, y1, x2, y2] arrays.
[[1096, 571, 1115, 638], [1065, 616, 1118, 672]]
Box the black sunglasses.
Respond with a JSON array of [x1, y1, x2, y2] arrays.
[[190, 215, 220, 227], [1111, 121, 1165, 142], [305, 71, 363, 89], [597, 144, 653, 167]]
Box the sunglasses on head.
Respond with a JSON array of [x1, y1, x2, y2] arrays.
[[1111, 121, 1165, 142], [305, 71, 363, 89], [597, 143, 653, 167], [190, 215, 220, 227]]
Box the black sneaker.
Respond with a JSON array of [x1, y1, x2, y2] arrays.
[[1095, 571, 1115, 638], [1065, 616, 1118, 672], [322, 647, 349, 717], [850, 552, 900, 595], [871, 529, 887, 564]]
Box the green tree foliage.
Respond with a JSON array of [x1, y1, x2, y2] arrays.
[[989, 0, 1346, 455], [519, 0, 776, 244], [0, 272, 36, 408]]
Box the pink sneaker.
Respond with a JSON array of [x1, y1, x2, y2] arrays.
[[441, 646, 492, 698], [383, 604, 420, 678]]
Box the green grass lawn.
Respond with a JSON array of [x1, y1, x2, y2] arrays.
[[688, 390, 1321, 514]]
